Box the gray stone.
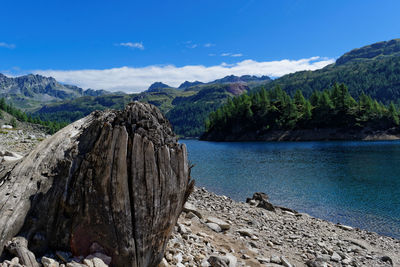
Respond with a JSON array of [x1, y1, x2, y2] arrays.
[[306, 259, 328, 267], [208, 255, 229, 267], [330, 252, 341, 262], [206, 217, 231, 230], [341, 258, 353, 265], [82, 259, 94, 267], [257, 200, 275, 211], [236, 228, 253, 237], [86, 252, 112, 266], [345, 238, 369, 250], [280, 256, 293, 267], [158, 258, 169, 267], [270, 255, 281, 264], [224, 254, 237, 267], [183, 202, 203, 219], [337, 224, 353, 231], [256, 257, 270, 264], [206, 222, 222, 233], [91, 258, 108, 267], [241, 254, 250, 259], [42, 257, 60, 267], [66, 262, 86, 267], [208, 254, 236, 267], [177, 223, 188, 235]]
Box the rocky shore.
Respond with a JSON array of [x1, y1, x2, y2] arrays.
[[0, 115, 49, 156], [163, 187, 400, 267]]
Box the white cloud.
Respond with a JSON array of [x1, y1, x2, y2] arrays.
[[32, 57, 334, 93], [184, 41, 198, 49], [117, 42, 144, 50], [0, 42, 16, 49], [204, 43, 215, 48], [222, 52, 243, 57]]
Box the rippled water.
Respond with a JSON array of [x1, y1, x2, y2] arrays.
[[181, 139, 400, 239]]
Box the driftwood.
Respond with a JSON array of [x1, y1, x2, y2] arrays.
[[5, 237, 39, 267], [0, 102, 193, 266]]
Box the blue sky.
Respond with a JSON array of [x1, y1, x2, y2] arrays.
[[1, 0, 399, 92]]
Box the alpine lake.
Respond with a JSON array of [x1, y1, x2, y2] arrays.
[[181, 139, 400, 239]]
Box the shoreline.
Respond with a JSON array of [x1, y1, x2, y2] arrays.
[[163, 186, 400, 266], [201, 128, 400, 142]]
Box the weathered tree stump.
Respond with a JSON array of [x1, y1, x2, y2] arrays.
[[0, 102, 194, 266], [5, 237, 39, 267]]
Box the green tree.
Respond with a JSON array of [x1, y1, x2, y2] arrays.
[[0, 98, 6, 110], [388, 102, 399, 125], [9, 118, 17, 128]]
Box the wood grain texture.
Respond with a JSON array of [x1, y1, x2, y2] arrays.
[[0, 102, 193, 267]]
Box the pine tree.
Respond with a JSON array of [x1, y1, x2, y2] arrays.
[[388, 102, 399, 125], [0, 98, 6, 111]]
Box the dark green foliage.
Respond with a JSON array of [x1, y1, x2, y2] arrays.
[[35, 95, 132, 123], [166, 102, 221, 137], [9, 118, 17, 128], [0, 97, 67, 134], [166, 84, 245, 136], [203, 84, 399, 139]]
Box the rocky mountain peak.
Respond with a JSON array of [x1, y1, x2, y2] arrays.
[[336, 38, 400, 65], [148, 82, 170, 91], [178, 80, 204, 89]]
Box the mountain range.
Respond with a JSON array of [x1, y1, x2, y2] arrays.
[[147, 74, 271, 92], [33, 75, 269, 137], [0, 73, 110, 111], [2, 38, 400, 137]]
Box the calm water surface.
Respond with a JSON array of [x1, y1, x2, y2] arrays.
[[181, 139, 400, 239]]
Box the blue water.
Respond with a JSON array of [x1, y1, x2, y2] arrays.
[[181, 139, 400, 239]]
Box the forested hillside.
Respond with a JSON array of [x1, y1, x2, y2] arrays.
[[202, 84, 400, 141], [262, 39, 400, 103], [0, 98, 67, 133]]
